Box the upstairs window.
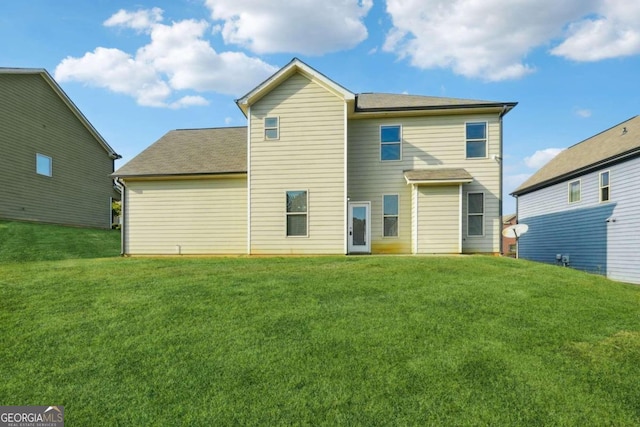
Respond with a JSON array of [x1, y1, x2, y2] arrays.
[[36, 153, 52, 177], [466, 122, 487, 158], [383, 194, 399, 237], [265, 117, 279, 140], [569, 180, 581, 203], [381, 125, 401, 161], [599, 171, 610, 202], [468, 192, 484, 236], [286, 190, 308, 237]]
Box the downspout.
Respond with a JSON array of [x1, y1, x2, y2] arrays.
[[114, 177, 126, 256], [514, 194, 519, 259], [498, 105, 508, 256]]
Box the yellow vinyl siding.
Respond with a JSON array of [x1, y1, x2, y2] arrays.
[[348, 114, 501, 254], [415, 186, 460, 253], [124, 177, 247, 255], [249, 72, 345, 254]]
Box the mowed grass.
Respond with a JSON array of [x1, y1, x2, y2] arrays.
[[0, 220, 120, 262], [1, 221, 639, 425]]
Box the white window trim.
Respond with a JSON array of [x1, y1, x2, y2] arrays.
[[465, 121, 488, 159], [599, 171, 610, 203], [36, 153, 52, 177], [265, 116, 279, 140], [467, 192, 485, 237], [382, 194, 400, 238], [380, 124, 402, 162], [568, 179, 581, 203], [285, 189, 309, 238]]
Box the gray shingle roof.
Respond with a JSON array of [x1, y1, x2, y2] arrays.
[[356, 93, 515, 111], [404, 168, 473, 183], [113, 127, 247, 177], [513, 115, 640, 195]]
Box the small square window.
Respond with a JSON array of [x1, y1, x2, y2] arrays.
[[466, 122, 487, 158], [569, 180, 581, 203], [381, 125, 401, 161], [265, 117, 279, 140], [36, 153, 52, 177]]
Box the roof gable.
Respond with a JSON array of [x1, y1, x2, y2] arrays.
[[235, 58, 355, 117], [113, 127, 247, 178], [513, 115, 640, 195], [0, 67, 120, 159]]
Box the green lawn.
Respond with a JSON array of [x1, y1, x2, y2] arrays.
[[1, 221, 639, 425]]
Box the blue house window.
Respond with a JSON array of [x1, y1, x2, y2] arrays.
[[381, 125, 401, 161], [466, 122, 487, 158]]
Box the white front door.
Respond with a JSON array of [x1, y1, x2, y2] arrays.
[[348, 202, 371, 254]]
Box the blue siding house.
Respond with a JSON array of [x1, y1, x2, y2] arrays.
[[512, 116, 640, 284]]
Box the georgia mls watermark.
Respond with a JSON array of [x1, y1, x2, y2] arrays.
[[0, 406, 64, 427]]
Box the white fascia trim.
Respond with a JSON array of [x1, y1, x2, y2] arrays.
[[344, 102, 349, 254], [459, 185, 463, 253], [247, 106, 252, 255]]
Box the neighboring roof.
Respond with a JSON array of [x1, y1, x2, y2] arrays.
[[357, 93, 517, 114], [513, 115, 640, 195], [113, 127, 247, 178], [404, 168, 473, 185], [236, 57, 355, 117], [503, 213, 517, 224], [0, 67, 121, 159]]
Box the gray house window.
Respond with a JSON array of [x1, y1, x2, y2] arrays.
[[380, 125, 401, 161], [36, 153, 52, 177], [286, 190, 307, 237], [468, 192, 484, 236], [569, 180, 581, 203], [466, 122, 487, 158], [600, 171, 610, 202], [383, 194, 399, 237], [265, 117, 279, 140]]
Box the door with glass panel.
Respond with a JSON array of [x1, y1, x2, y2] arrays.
[[348, 202, 370, 253]]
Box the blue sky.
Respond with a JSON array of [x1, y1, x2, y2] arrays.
[[2, 0, 640, 214]]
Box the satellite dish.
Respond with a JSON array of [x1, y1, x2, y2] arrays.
[[502, 223, 528, 239]]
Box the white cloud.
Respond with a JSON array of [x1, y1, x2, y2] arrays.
[[504, 173, 532, 194], [524, 148, 564, 169], [55, 8, 277, 108], [104, 8, 163, 31], [383, 0, 611, 81], [575, 108, 592, 118], [551, 0, 640, 61], [204, 0, 373, 55]]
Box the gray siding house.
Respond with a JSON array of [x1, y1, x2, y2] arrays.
[[0, 68, 121, 229], [512, 116, 640, 284]]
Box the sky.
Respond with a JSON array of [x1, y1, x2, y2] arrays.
[[2, 0, 640, 214]]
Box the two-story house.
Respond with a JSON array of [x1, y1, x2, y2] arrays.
[[0, 68, 121, 229], [114, 58, 516, 255], [512, 115, 640, 284]]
